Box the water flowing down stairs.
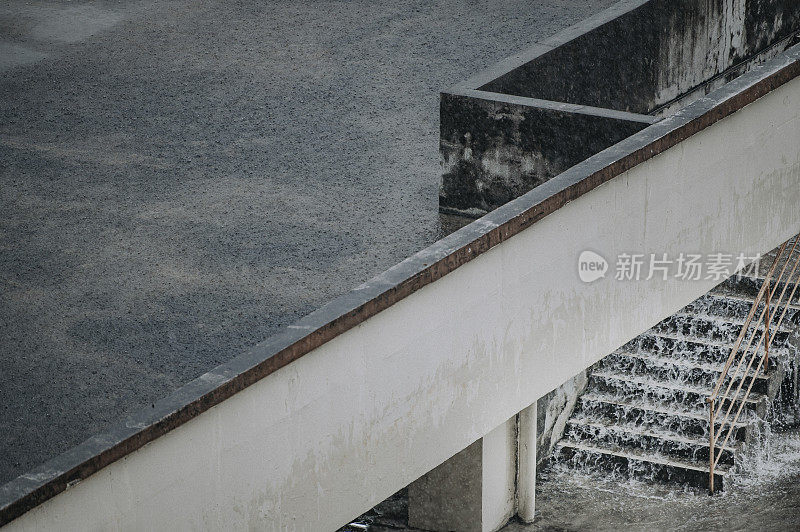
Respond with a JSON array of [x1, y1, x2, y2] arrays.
[[555, 269, 800, 490]]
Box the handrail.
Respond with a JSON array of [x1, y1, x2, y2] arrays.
[[707, 236, 800, 493]]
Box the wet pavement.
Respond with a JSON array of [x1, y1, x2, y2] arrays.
[[514, 428, 800, 531], [348, 428, 800, 531], [0, 0, 616, 484]]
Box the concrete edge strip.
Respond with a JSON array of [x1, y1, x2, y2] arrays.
[[452, 0, 649, 90], [1, 34, 799, 532], [447, 88, 661, 124]]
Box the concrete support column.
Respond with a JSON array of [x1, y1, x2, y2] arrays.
[[408, 416, 516, 532], [516, 402, 537, 523]]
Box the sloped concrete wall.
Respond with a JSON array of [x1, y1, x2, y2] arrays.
[[5, 70, 799, 530]]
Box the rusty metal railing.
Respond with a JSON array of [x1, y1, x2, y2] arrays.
[[707, 236, 800, 493]]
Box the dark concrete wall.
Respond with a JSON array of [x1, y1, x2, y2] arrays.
[[479, 0, 800, 114], [441, 0, 800, 214], [408, 440, 483, 529], [439, 92, 651, 214]]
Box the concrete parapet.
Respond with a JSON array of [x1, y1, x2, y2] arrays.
[[440, 91, 653, 214], [440, 0, 800, 215]]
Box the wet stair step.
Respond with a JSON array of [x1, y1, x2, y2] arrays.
[[661, 312, 794, 338], [681, 292, 800, 324], [589, 371, 767, 410], [723, 274, 800, 304], [565, 417, 736, 465], [577, 392, 750, 441], [555, 259, 794, 492], [555, 439, 730, 490], [633, 331, 782, 367], [708, 288, 800, 313], [605, 351, 771, 394]]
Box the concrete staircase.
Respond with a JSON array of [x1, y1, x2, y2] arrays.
[[555, 271, 800, 490]]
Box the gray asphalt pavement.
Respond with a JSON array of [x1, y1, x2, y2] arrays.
[[0, 0, 615, 484]]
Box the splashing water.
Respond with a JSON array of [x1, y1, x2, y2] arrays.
[[509, 429, 800, 531]]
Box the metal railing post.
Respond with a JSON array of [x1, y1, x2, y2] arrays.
[[765, 280, 771, 372], [709, 399, 716, 494]]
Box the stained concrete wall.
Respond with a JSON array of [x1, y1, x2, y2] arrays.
[[439, 91, 654, 214], [480, 0, 800, 114], [4, 68, 799, 530], [441, 0, 800, 215]]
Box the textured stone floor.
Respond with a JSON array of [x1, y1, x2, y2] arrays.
[[0, 0, 616, 483]]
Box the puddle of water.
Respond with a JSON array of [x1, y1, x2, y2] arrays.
[[343, 429, 800, 531], [507, 428, 800, 531]]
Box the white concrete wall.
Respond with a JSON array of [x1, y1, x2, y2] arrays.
[[480, 418, 516, 531], [5, 76, 800, 531], [517, 403, 537, 523]]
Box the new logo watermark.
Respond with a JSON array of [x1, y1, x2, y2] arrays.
[[578, 250, 609, 283], [577, 251, 762, 283]]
